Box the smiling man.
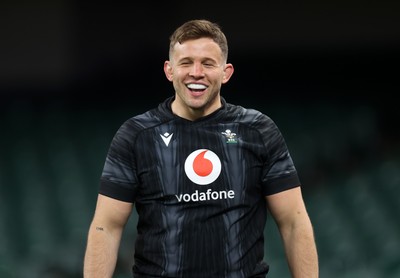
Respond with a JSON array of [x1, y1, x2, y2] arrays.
[[164, 31, 234, 120], [84, 19, 318, 278]]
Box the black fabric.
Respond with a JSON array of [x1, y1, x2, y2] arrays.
[[99, 96, 300, 277]]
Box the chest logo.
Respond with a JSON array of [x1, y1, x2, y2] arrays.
[[184, 149, 221, 185], [221, 129, 238, 144], [160, 132, 173, 146]]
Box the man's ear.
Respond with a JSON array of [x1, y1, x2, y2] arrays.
[[164, 61, 173, 81], [222, 63, 234, 84]]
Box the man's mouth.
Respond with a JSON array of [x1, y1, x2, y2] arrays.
[[186, 83, 208, 92]]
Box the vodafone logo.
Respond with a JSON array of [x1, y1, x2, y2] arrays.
[[184, 149, 221, 185]]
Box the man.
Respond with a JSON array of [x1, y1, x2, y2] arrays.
[[84, 19, 318, 277]]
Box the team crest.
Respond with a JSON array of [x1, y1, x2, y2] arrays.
[[221, 129, 238, 144]]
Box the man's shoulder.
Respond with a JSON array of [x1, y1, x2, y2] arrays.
[[122, 109, 167, 132], [123, 98, 173, 130], [225, 102, 272, 125]]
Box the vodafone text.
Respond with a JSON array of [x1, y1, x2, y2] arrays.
[[175, 189, 235, 202]]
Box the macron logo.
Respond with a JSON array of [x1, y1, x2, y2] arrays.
[[160, 132, 173, 146]]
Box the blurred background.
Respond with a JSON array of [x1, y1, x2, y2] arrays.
[[1, 0, 399, 277]]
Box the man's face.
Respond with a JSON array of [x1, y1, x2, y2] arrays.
[[164, 37, 234, 120]]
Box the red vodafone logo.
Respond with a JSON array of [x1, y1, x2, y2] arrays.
[[184, 149, 222, 185]]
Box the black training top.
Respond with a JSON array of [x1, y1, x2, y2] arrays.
[[99, 96, 300, 278]]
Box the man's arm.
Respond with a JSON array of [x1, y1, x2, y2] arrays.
[[266, 187, 319, 278], [84, 194, 133, 278]]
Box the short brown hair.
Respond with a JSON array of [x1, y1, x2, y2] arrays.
[[169, 19, 229, 62]]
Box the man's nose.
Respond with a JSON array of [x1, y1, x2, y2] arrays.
[[190, 63, 205, 76]]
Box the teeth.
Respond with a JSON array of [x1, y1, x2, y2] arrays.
[[187, 83, 207, 90]]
